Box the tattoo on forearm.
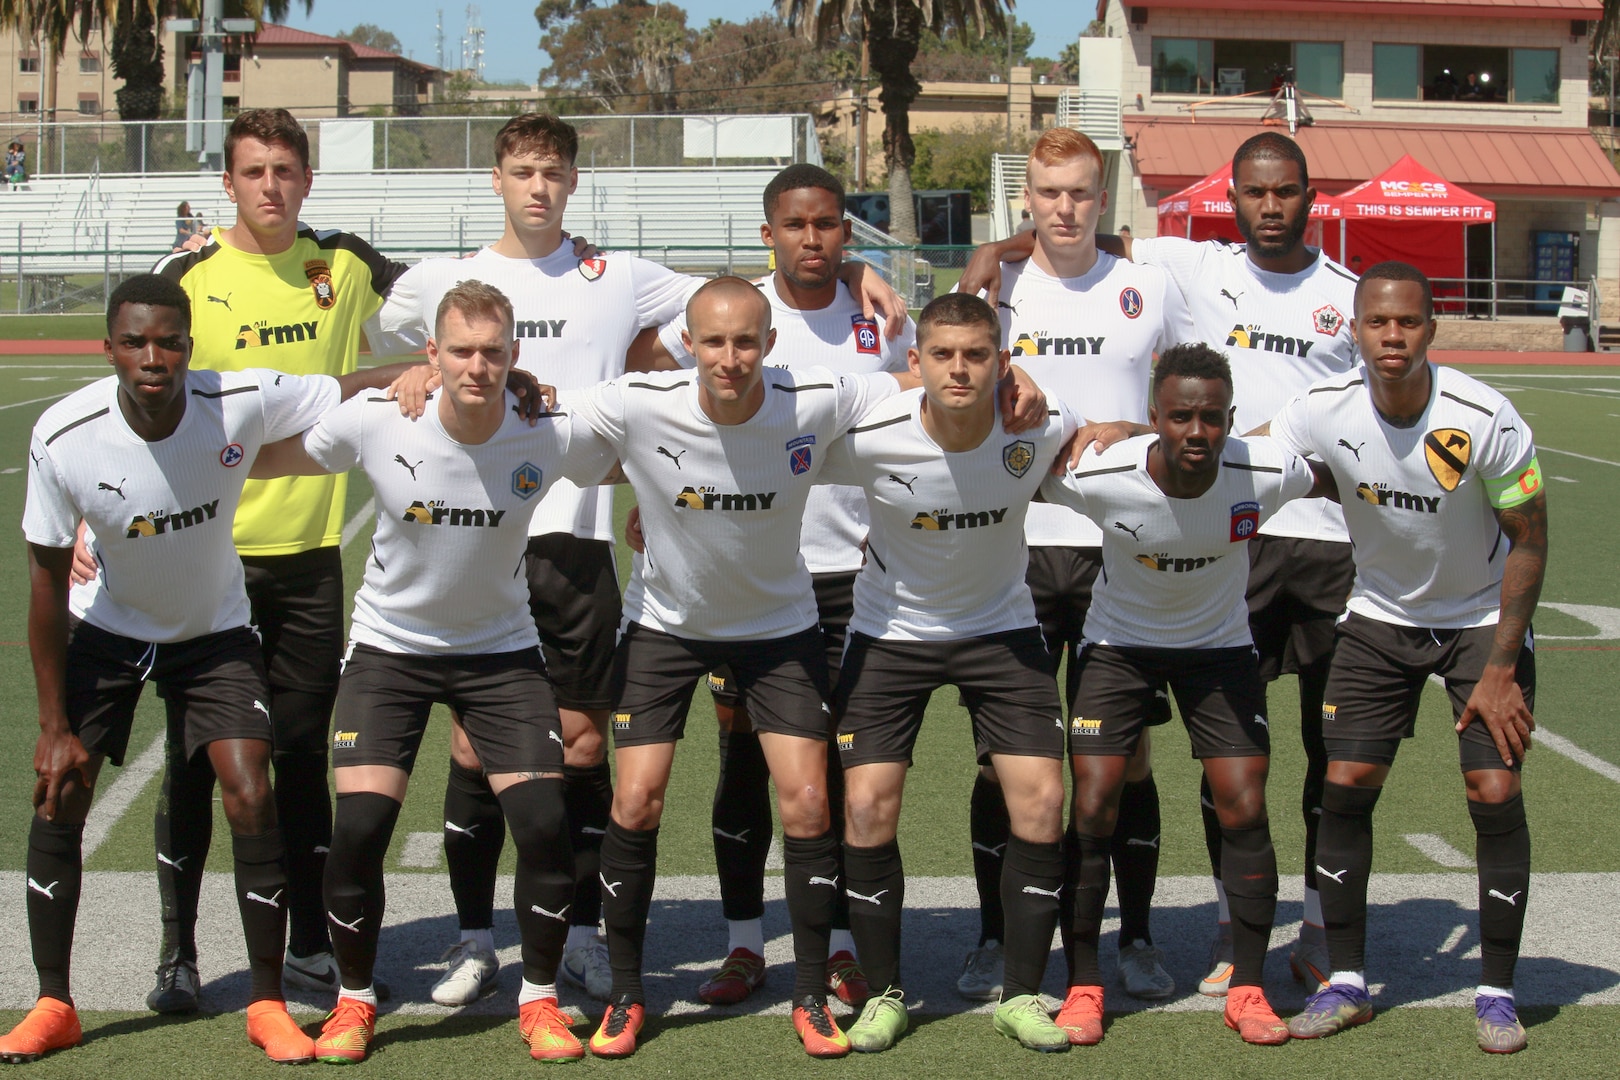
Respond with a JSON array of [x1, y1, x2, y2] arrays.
[[1492, 493, 1548, 663]]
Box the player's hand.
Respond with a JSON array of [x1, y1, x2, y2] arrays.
[[33, 728, 90, 822], [387, 364, 440, 419], [998, 364, 1047, 433], [1059, 419, 1146, 472], [1456, 662, 1535, 767], [568, 232, 600, 261], [507, 369, 555, 423], [958, 237, 1031, 310], [625, 505, 644, 554], [181, 232, 207, 253], [844, 263, 909, 340], [69, 521, 97, 587]]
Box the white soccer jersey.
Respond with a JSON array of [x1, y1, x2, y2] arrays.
[[370, 247, 698, 542], [1039, 434, 1314, 648], [658, 274, 914, 573], [1270, 364, 1540, 630], [23, 370, 340, 643], [1132, 236, 1358, 542], [986, 254, 1193, 547], [563, 366, 897, 641], [303, 392, 608, 655], [819, 392, 1078, 641]]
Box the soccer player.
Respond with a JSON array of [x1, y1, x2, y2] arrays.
[[956, 127, 1192, 1004], [3, 274, 414, 1065], [248, 281, 610, 1063], [371, 117, 906, 1005], [1265, 263, 1545, 1054], [963, 131, 1359, 994], [820, 293, 1076, 1054], [630, 161, 912, 1008], [140, 107, 411, 1010], [1041, 343, 1328, 1046]]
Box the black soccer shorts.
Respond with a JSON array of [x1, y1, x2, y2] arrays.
[[1247, 534, 1355, 682], [707, 570, 858, 710], [525, 534, 621, 711], [1068, 642, 1271, 759]]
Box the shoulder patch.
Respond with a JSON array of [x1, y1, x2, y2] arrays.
[[303, 227, 406, 296], [45, 407, 111, 446]]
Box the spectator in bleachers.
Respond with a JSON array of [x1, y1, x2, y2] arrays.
[[173, 202, 207, 250], [5, 141, 25, 185]]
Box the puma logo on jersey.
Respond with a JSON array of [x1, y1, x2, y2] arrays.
[[712, 827, 750, 842], [971, 841, 1007, 857], [394, 455, 422, 480], [246, 889, 283, 908], [1353, 482, 1439, 513], [253, 699, 270, 717], [599, 874, 623, 897], [98, 478, 126, 499], [1113, 521, 1143, 540], [846, 888, 890, 906], [207, 293, 232, 310], [1488, 889, 1523, 906], [328, 912, 364, 932], [27, 878, 59, 900], [29, 450, 41, 467], [997, 299, 1021, 314], [1252, 713, 1269, 729], [674, 486, 777, 511], [126, 499, 221, 538], [1134, 553, 1224, 572], [402, 500, 506, 527], [1220, 289, 1244, 308], [236, 320, 319, 350], [910, 507, 1008, 531], [548, 730, 564, 748], [532, 903, 571, 921], [1020, 884, 1062, 899], [1010, 332, 1107, 357], [657, 446, 686, 469], [1337, 439, 1365, 461], [157, 852, 188, 871], [1225, 324, 1314, 357], [808, 876, 840, 888], [887, 474, 918, 494], [1500, 424, 1518, 435], [1315, 865, 1350, 884]]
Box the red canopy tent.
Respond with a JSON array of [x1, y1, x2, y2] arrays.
[[1335, 155, 1495, 287], [1156, 166, 1344, 259]]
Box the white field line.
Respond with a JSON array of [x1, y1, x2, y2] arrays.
[[0, 392, 70, 411], [1476, 374, 1620, 380], [341, 497, 376, 550], [1404, 833, 1476, 868], [1426, 674, 1620, 784], [81, 733, 166, 861], [1491, 383, 1620, 401], [0, 364, 107, 370], [1540, 445, 1620, 467]]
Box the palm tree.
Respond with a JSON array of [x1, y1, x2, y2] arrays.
[[778, 0, 1012, 241]]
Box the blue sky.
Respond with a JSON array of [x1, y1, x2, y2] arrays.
[[282, 1, 1084, 86]]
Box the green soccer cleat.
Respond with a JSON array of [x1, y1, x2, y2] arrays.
[[993, 994, 1070, 1053], [848, 988, 908, 1053]]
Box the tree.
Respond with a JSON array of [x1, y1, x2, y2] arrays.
[[337, 22, 401, 54], [778, 0, 1013, 242], [536, 1, 691, 114]]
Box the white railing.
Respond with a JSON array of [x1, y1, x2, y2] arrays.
[[1058, 89, 1123, 152], [988, 153, 1025, 242]]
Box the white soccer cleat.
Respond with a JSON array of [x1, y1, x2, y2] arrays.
[[1117, 939, 1175, 1000], [561, 936, 613, 1001], [1198, 924, 1234, 997], [431, 940, 500, 1006], [955, 939, 1005, 1001]]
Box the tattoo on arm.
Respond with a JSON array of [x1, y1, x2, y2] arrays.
[[1491, 491, 1548, 665]]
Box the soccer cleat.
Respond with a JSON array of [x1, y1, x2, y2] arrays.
[[792, 996, 851, 1058], [993, 993, 1070, 1053], [1117, 939, 1175, 1000], [560, 936, 613, 1001], [1289, 936, 1332, 993], [1288, 983, 1373, 1039], [588, 996, 644, 1058], [955, 939, 1005, 1001], [146, 950, 201, 1014], [285, 950, 393, 1002], [1054, 985, 1104, 1046], [847, 988, 907, 1053], [1198, 923, 1234, 997], [520, 997, 585, 1062], [0, 998, 81, 1063], [431, 940, 500, 1006], [697, 947, 766, 1005], [1224, 985, 1290, 1045], [315, 996, 377, 1064], [826, 949, 870, 1006], [1475, 994, 1527, 1054], [246, 999, 317, 1064]]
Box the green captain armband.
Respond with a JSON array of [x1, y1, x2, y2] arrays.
[[1485, 456, 1542, 509]]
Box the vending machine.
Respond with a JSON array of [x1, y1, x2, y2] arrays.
[[1530, 230, 1579, 314]]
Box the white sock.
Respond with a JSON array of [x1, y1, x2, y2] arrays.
[[565, 924, 598, 950], [1214, 878, 1230, 924], [1328, 971, 1367, 992], [828, 929, 857, 956], [339, 984, 380, 1006], [1303, 886, 1325, 931], [1477, 984, 1514, 1000], [519, 978, 557, 1006], [728, 917, 765, 957], [461, 928, 495, 953]]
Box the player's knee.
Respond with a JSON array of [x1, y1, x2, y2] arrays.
[[1321, 780, 1383, 817], [214, 753, 276, 830], [611, 783, 665, 831], [1212, 788, 1267, 831], [842, 781, 898, 844], [332, 791, 402, 854], [497, 779, 570, 864], [1463, 769, 1521, 806], [776, 785, 831, 837], [561, 712, 607, 766]]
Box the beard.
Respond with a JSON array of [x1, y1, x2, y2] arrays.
[[1236, 208, 1309, 259]]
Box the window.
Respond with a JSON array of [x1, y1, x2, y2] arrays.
[[18, 96, 38, 114], [1510, 48, 1559, 104], [1152, 38, 1342, 98], [1373, 44, 1421, 100], [1376, 44, 1559, 103], [18, 54, 40, 74], [77, 96, 98, 116], [79, 54, 100, 74]]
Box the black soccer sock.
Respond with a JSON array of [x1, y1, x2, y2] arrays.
[[598, 820, 659, 1004], [1297, 662, 1331, 888], [1470, 794, 1531, 989], [562, 761, 612, 929], [323, 792, 401, 991], [233, 828, 291, 1002], [843, 840, 905, 993], [1316, 782, 1382, 974], [443, 760, 505, 931], [1199, 771, 1223, 880], [27, 817, 84, 1004], [1219, 823, 1279, 988], [1000, 836, 1063, 998], [1061, 828, 1110, 988], [154, 745, 215, 962], [499, 779, 574, 986], [783, 830, 840, 998], [969, 773, 1010, 946], [712, 725, 772, 923], [272, 742, 333, 958], [825, 750, 852, 933], [1111, 775, 1161, 945]]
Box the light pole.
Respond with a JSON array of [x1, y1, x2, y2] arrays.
[[167, 0, 257, 171]]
